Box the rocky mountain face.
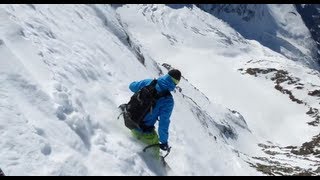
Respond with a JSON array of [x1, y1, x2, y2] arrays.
[[296, 4, 320, 64]]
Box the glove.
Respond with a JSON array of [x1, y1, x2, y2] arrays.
[[159, 142, 169, 151]]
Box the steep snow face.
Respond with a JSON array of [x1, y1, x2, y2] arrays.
[[197, 4, 319, 70], [116, 4, 318, 145], [0, 4, 149, 175], [116, 4, 320, 175], [0, 4, 257, 176], [0, 4, 319, 176]]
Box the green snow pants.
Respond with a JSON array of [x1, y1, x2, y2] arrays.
[[131, 129, 160, 159]]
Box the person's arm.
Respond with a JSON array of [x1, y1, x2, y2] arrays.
[[129, 79, 152, 93], [158, 98, 174, 144]]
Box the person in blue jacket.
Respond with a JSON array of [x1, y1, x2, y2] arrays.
[[129, 69, 181, 158]]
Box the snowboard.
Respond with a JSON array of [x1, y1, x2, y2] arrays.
[[138, 151, 172, 176], [0, 168, 5, 176], [139, 144, 173, 176]]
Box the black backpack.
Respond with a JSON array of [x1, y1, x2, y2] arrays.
[[119, 79, 171, 130]]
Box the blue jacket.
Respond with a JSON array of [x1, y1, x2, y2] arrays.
[[129, 74, 176, 144]]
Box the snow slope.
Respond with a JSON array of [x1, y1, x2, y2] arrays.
[[0, 4, 319, 176], [116, 4, 319, 145], [116, 4, 320, 175], [0, 4, 258, 176]]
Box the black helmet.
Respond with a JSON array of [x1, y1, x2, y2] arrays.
[[168, 69, 181, 81]]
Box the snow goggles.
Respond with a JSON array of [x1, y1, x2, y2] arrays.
[[171, 77, 180, 85]]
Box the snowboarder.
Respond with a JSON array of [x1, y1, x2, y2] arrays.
[[125, 69, 181, 158]]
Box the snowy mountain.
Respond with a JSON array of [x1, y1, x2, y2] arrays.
[[0, 4, 319, 176], [197, 4, 320, 70]]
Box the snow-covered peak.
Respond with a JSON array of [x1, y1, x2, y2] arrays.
[[197, 4, 319, 70]]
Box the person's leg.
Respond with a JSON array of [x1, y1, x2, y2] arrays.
[[142, 130, 160, 159], [131, 128, 142, 140], [131, 129, 160, 158]]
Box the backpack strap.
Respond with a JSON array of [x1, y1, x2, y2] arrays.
[[150, 79, 157, 87], [157, 90, 171, 98]]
